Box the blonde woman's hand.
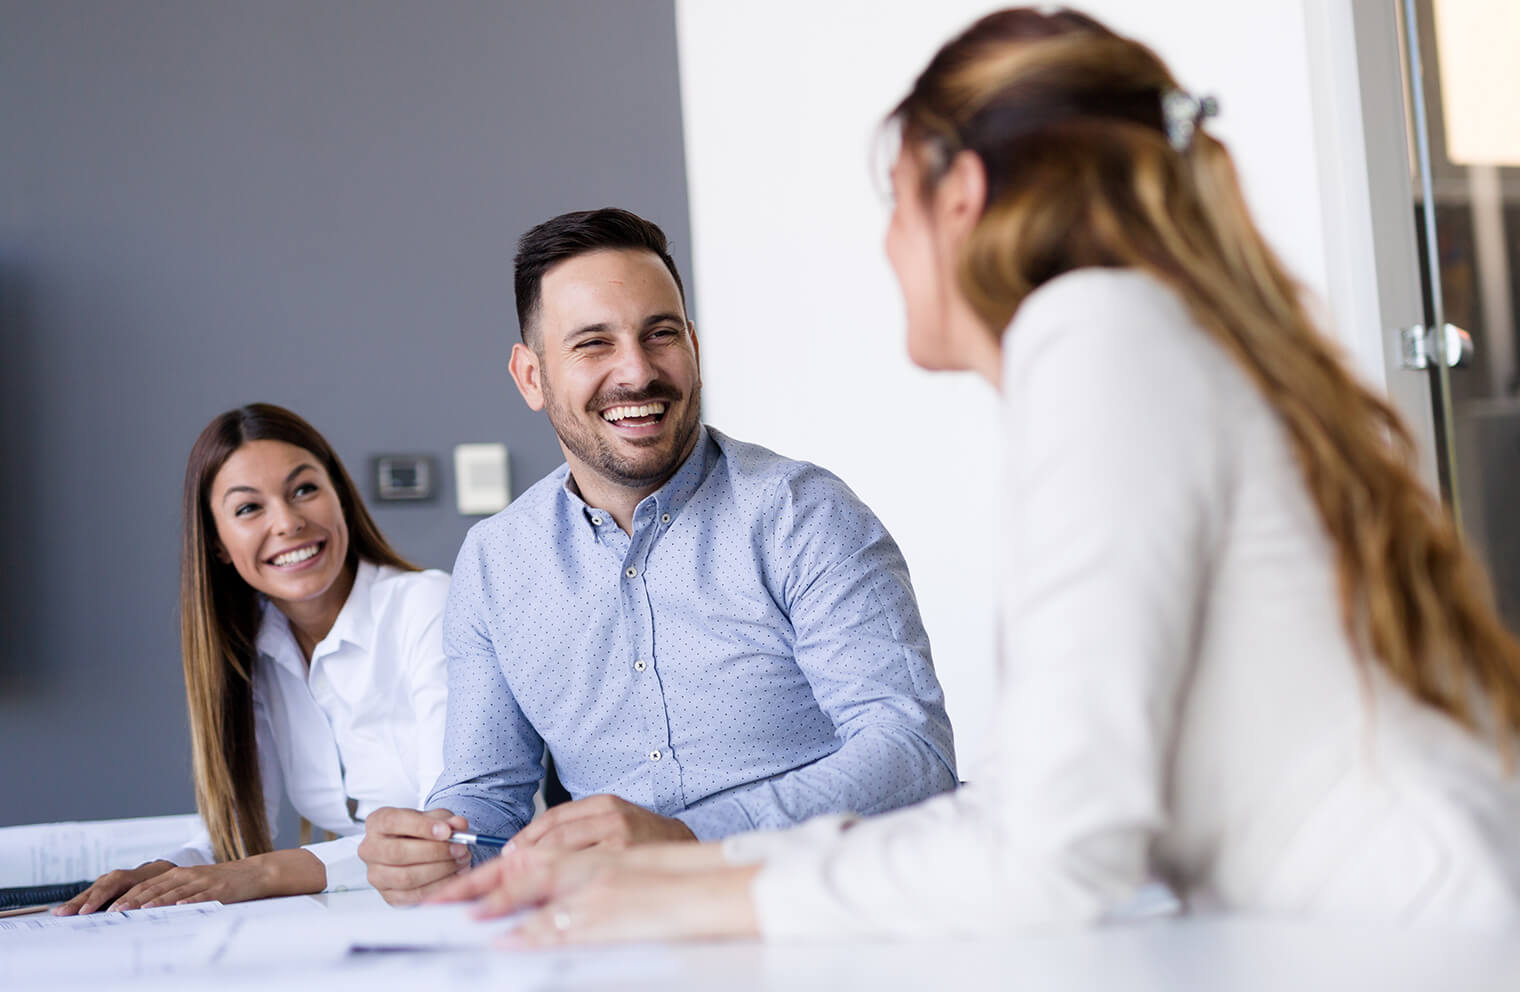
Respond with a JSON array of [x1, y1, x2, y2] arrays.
[[426, 842, 755, 945], [53, 860, 176, 915], [505, 860, 762, 947], [426, 841, 611, 915]]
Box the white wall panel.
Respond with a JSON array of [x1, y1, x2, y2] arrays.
[[676, 1, 1363, 767]]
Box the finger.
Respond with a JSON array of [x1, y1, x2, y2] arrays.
[[108, 882, 156, 912], [514, 795, 619, 847], [426, 858, 511, 905], [475, 860, 557, 919], [535, 814, 624, 854], [437, 810, 470, 833], [378, 866, 474, 907], [499, 905, 571, 949], [94, 872, 152, 914], [166, 887, 217, 911], [423, 807, 471, 838], [360, 835, 466, 868], [172, 890, 220, 906], [368, 858, 465, 900], [140, 875, 217, 908], [141, 882, 199, 909], [367, 806, 459, 841], [112, 873, 188, 911], [57, 878, 117, 916], [511, 805, 570, 848]]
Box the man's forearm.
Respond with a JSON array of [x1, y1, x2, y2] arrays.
[[676, 725, 956, 839]]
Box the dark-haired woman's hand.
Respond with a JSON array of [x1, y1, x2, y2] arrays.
[[52, 860, 176, 915], [92, 849, 325, 911]]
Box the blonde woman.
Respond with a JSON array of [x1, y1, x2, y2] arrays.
[[434, 7, 1520, 939], [58, 404, 454, 913]]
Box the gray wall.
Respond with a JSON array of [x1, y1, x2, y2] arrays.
[[0, 0, 693, 829]]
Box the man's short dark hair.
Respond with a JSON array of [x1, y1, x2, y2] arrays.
[[513, 208, 687, 348]]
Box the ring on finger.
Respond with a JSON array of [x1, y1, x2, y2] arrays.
[[552, 909, 572, 932]]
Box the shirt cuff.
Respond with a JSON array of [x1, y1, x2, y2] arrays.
[[673, 797, 756, 841], [750, 847, 852, 941], [161, 846, 212, 868], [303, 834, 367, 892], [426, 796, 522, 866]]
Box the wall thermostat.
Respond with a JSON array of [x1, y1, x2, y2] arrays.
[[374, 454, 435, 502], [454, 443, 511, 515]]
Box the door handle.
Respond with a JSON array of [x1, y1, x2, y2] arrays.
[[1397, 323, 1474, 370]]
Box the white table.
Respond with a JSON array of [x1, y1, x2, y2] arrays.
[[18, 888, 1517, 992]]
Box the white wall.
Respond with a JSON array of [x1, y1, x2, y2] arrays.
[[675, 1, 1370, 765]]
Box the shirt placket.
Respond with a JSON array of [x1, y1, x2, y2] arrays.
[[621, 498, 683, 814]]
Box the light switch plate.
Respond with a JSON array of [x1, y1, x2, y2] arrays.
[[454, 443, 510, 515], [373, 454, 435, 502]]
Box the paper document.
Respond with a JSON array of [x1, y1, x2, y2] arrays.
[[0, 896, 324, 987], [0, 901, 220, 937], [0, 815, 202, 886], [207, 902, 524, 967]]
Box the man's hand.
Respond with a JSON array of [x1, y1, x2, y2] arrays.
[[358, 806, 471, 905], [510, 795, 696, 853]]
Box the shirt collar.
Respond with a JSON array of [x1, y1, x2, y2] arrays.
[[562, 424, 717, 532], [320, 558, 377, 656], [254, 558, 377, 672]]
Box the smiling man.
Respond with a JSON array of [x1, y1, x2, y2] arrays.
[[358, 208, 957, 903]]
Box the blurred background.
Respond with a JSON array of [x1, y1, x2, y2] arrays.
[[3, 0, 1513, 834]]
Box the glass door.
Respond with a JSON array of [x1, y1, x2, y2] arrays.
[[1398, 0, 1520, 634]]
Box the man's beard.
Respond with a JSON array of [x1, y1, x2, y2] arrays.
[[540, 370, 702, 491]]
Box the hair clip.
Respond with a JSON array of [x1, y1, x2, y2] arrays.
[[1162, 89, 1219, 152]]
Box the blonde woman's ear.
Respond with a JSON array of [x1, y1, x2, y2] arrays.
[[214, 542, 232, 564], [937, 150, 989, 237]]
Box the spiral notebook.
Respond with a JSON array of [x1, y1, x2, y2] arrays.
[[0, 880, 91, 914]]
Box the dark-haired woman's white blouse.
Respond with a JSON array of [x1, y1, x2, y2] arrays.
[[164, 560, 451, 891], [724, 268, 1520, 934]]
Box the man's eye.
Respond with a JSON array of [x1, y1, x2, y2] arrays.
[[576, 339, 609, 350], [650, 328, 679, 340]]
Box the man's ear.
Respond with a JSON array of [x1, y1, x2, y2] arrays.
[[935, 149, 988, 241], [508, 342, 546, 412]]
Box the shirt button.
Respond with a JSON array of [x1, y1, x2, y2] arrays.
[[625, 566, 638, 578], [591, 515, 603, 526], [661, 513, 671, 524], [648, 749, 662, 761], [634, 659, 647, 672]]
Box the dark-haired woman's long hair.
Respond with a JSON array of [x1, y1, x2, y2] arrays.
[[180, 403, 417, 861]]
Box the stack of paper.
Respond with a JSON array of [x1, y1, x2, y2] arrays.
[[0, 815, 202, 887]]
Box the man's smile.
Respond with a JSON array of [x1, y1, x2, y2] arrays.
[[601, 401, 668, 426]]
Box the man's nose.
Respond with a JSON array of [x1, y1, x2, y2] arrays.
[[611, 340, 659, 388]]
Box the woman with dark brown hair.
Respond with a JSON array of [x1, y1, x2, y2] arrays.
[[56, 403, 455, 913], [431, 7, 1520, 940]]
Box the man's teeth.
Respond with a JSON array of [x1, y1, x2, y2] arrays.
[[272, 545, 320, 567], [602, 402, 667, 423]]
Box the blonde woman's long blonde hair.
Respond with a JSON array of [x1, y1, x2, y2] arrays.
[[893, 7, 1520, 755], [181, 404, 418, 862]]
